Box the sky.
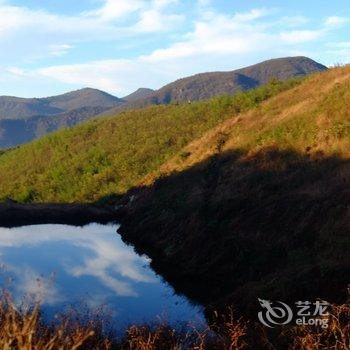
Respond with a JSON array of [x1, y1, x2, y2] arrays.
[[1, 0, 350, 98]]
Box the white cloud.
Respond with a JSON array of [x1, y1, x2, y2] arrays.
[[69, 238, 154, 297], [0, 5, 34, 36], [49, 44, 74, 57], [280, 15, 350, 44], [280, 30, 323, 44], [134, 9, 184, 32], [6, 67, 27, 77], [197, 0, 211, 6], [144, 9, 274, 62], [0, 0, 183, 35], [325, 41, 350, 65], [29, 8, 273, 93], [9, 7, 341, 96], [0, 0, 184, 62], [233, 8, 270, 22], [153, 0, 179, 8], [329, 41, 350, 49], [280, 16, 309, 27], [1, 4, 348, 96], [36, 59, 166, 94], [84, 0, 144, 22], [325, 16, 349, 27], [17, 269, 62, 305]]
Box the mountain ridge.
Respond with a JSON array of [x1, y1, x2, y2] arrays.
[[0, 56, 327, 148], [103, 56, 327, 114]]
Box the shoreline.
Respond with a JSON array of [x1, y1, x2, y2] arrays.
[[0, 202, 119, 228]]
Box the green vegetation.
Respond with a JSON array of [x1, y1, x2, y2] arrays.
[[0, 78, 302, 203]]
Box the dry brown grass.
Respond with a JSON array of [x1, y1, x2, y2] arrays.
[[0, 289, 347, 349], [285, 304, 350, 350], [0, 303, 95, 349], [122, 302, 350, 350], [141, 65, 350, 187]]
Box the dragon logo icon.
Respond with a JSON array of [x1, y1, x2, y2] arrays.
[[258, 299, 293, 328]]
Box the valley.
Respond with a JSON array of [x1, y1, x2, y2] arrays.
[[0, 58, 349, 349]]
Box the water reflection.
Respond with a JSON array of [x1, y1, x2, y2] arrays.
[[0, 224, 202, 326]]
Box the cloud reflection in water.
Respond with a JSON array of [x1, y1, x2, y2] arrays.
[[0, 223, 201, 325], [0, 224, 154, 300]]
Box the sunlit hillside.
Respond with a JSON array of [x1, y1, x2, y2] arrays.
[[0, 79, 300, 203], [145, 64, 350, 181]]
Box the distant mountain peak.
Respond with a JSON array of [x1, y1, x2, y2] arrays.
[[0, 87, 124, 122], [105, 56, 327, 112], [64, 87, 113, 95]]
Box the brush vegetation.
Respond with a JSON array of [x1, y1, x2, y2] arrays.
[[0, 291, 348, 350], [0, 79, 301, 203]]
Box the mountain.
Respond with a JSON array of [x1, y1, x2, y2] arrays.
[[0, 65, 348, 318], [123, 88, 155, 102], [0, 56, 326, 148], [0, 96, 62, 120], [0, 88, 124, 148], [144, 56, 327, 103], [41, 87, 123, 111], [0, 106, 109, 148], [0, 88, 123, 120], [104, 56, 327, 114]]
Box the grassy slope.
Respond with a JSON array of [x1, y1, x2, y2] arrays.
[[146, 65, 350, 179], [0, 79, 300, 203], [118, 65, 350, 312]]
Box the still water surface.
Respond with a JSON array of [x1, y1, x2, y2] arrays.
[[0, 223, 202, 328]]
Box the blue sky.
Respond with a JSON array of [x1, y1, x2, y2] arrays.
[[1, 0, 350, 98]]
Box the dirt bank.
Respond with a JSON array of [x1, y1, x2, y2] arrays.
[[0, 202, 118, 228]]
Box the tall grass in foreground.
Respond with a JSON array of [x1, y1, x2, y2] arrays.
[[0, 292, 348, 349]]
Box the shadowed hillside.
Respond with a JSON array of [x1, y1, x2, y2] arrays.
[[115, 64, 350, 315], [119, 147, 350, 315]]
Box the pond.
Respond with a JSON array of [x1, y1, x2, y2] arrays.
[[0, 223, 203, 330]]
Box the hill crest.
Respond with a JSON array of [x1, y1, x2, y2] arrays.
[[0, 56, 327, 148]]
